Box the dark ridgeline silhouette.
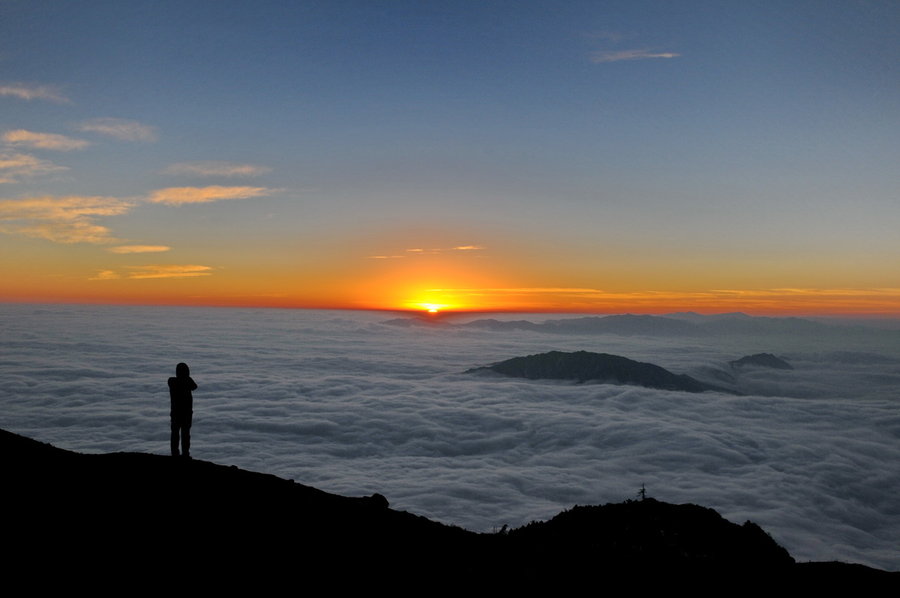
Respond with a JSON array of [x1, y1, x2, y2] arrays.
[[168, 362, 197, 458], [467, 350, 738, 394], [4, 428, 898, 590], [729, 352, 794, 370]]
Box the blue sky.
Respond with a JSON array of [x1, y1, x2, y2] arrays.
[[2, 1, 899, 313]]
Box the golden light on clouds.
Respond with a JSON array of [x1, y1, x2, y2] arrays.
[[127, 265, 213, 279], [147, 185, 274, 205], [0, 195, 132, 244], [89, 270, 120, 281], [2, 129, 90, 151], [0, 151, 67, 183], [119, 265, 213, 280], [107, 245, 171, 254]]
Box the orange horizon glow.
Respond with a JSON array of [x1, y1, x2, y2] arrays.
[[2, 237, 899, 318], [3, 284, 900, 319]]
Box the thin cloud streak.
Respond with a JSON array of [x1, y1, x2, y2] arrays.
[[89, 270, 120, 280], [0, 195, 133, 244], [367, 246, 486, 259], [0, 151, 68, 183], [126, 264, 213, 279], [146, 185, 274, 205], [108, 245, 171, 254], [590, 49, 681, 63], [75, 118, 157, 142], [0, 82, 69, 103], [164, 161, 272, 178], [3, 129, 90, 151]]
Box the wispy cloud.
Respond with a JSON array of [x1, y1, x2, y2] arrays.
[[367, 245, 486, 259], [406, 246, 486, 255], [164, 161, 272, 178], [75, 118, 157, 142], [146, 185, 274, 205], [0, 151, 68, 183], [90, 264, 214, 280], [126, 264, 213, 279], [0, 195, 132, 244], [108, 245, 171, 254], [590, 49, 680, 63], [0, 82, 69, 103], [89, 270, 121, 281], [3, 129, 90, 151]]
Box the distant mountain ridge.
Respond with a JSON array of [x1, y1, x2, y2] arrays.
[[462, 314, 701, 336], [384, 312, 844, 337]]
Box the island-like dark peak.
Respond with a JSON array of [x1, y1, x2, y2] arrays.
[[468, 350, 735, 393], [730, 353, 794, 370]]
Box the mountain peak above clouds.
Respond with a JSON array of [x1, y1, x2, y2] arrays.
[[730, 353, 794, 370], [467, 350, 737, 394]]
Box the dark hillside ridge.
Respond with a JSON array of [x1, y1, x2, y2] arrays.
[[730, 352, 794, 369], [468, 350, 738, 394], [3, 429, 895, 591]]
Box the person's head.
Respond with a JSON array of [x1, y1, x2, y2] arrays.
[[176, 362, 190, 377]]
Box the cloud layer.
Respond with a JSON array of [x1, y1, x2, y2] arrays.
[[1, 306, 898, 571]]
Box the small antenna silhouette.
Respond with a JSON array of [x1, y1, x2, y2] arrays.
[[638, 483, 647, 501]]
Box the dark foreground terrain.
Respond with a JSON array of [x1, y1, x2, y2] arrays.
[[3, 429, 895, 591]]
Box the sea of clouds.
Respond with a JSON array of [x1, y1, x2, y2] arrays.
[[1, 304, 898, 570]]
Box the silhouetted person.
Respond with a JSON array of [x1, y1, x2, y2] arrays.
[[168, 362, 197, 458]]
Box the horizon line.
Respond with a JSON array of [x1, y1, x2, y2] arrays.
[[2, 298, 899, 320]]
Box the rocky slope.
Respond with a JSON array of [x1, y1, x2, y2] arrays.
[[3, 428, 895, 591]]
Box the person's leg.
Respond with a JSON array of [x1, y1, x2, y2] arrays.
[[170, 421, 180, 457], [182, 423, 191, 458]]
